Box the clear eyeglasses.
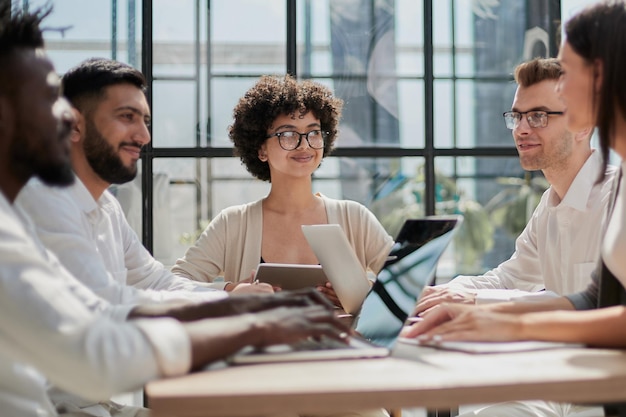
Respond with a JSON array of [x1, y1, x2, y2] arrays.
[[502, 110, 564, 130], [266, 130, 327, 150]]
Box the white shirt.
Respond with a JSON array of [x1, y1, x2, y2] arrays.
[[15, 176, 226, 305], [0, 192, 190, 417], [447, 150, 617, 302]]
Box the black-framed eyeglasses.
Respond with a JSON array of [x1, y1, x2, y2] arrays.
[[502, 111, 564, 130], [266, 130, 328, 150]]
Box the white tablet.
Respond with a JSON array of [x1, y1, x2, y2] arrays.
[[254, 263, 328, 290]]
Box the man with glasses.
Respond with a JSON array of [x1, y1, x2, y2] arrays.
[[411, 55, 614, 417], [416, 57, 616, 314]]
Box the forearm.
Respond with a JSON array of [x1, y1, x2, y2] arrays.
[[486, 296, 575, 314], [184, 314, 260, 369], [519, 306, 626, 347], [128, 302, 189, 320]]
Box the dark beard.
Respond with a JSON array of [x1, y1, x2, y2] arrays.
[[83, 119, 139, 185], [11, 138, 75, 188]]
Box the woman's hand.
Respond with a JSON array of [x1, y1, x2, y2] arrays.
[[401, 303, 524, 343], [317, 281, 341, 308], [230, 281, 274, 294], [224, 270, 274, 294]]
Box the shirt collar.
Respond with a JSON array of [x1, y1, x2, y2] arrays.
[[69, 176, 99, 214], [547, 149, 603, 211]]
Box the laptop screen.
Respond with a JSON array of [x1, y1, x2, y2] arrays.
[[354, 216, 462, 347]]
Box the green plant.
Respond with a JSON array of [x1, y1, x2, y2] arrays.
[[369, 165, 494, 274], [484, 172, 548, 237]]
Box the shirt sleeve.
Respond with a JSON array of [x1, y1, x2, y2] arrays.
[[171, 208, 232, 289], [565, 261, 601, 310], [361, 205, 395, 274], [15, 180, 227, 304], [0, 201, 191, 402], [119, 202, 230, 295], [446, 201, 545, 296]]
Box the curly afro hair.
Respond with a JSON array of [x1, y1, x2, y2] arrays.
[[229, 74, 343, 182]]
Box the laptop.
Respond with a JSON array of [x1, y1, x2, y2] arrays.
[[229, 215, 462, 364], [301, 223, 372, 315], [300, 216, 463, 315]]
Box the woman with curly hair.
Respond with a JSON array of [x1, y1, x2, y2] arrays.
[[173, 75, 393, 308]]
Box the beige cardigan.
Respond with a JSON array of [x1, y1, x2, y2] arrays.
[[172, 194, 394, 289]]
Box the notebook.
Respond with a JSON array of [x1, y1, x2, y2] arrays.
[[397, 338, 583, 353], [229, 215, 462, 364]]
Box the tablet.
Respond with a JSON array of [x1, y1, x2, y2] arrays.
[[254, 263, 328, 290]]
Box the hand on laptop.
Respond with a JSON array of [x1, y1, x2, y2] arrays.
[[401, 303, 471, 339], [413, 285, 477, 315], [185, 304, 351, 369], [401, 302, 523, 343], [252, 305, 352, 346]]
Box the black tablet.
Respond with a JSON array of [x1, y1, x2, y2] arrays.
[[254, 263, 328, 290]]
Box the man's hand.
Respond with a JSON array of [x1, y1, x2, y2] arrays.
[[414, 285, 477, 315], [185, 304, 351, 369], [250, 305, 351, 347]]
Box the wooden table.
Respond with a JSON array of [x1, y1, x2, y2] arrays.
[[146, 343, 626, 417]]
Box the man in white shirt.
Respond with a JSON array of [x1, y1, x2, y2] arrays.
[[416, 58, 616, 313], [0, 6, 349, 417], [15, 56, 266, 306], [414, 58, 615, 417]]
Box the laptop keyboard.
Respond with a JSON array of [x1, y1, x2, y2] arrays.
[[294, 337, 354, 350], [260, 336, 373, 354]]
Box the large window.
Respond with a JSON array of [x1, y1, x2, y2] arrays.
[[32, 0, 573, 278]]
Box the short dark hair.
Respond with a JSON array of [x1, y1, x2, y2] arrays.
[[565, 0, 626, 177], [513, 57, 561, 87], [229, 74, 343, 182], [0, 3, 47, 54], [0, 3, 49, 95], [61, 57, 147, 112]]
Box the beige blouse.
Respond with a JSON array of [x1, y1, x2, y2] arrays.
[[172, 194, 394, 289]]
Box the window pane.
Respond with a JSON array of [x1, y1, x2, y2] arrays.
[[152, 80, 197, 147], [297, 1, 402, 148], [153, 0, 196, 76], [28, 0, 143, 72], [397, 80, 425, 148], [449, 80, 517, 148], [211, 0, 286, 74], [435, 156, 546, 275], [433, 0, 452, 77], [209, 77, 262, 147], [455, 0, 525, 78]]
